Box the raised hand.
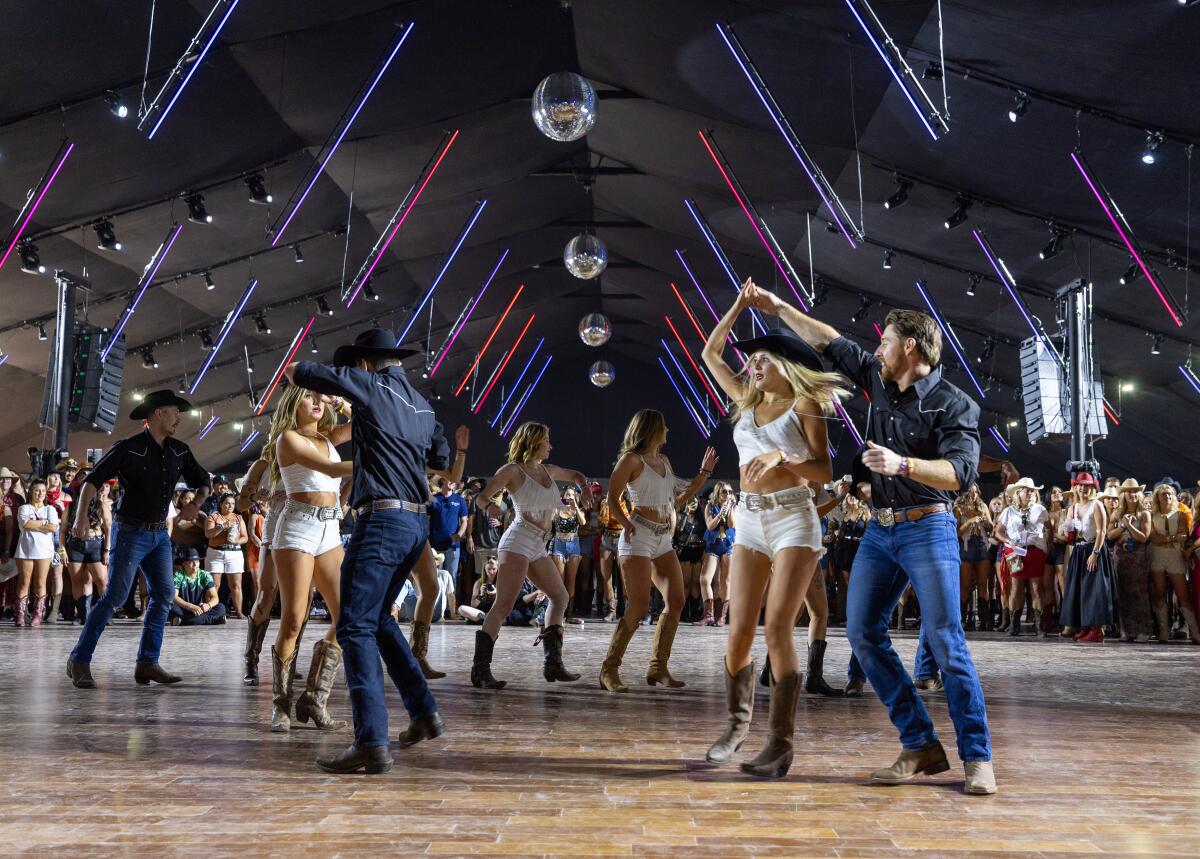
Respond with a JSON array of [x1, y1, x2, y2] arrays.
[[699, 446, 718, 475], [455, 425, 470, 451]]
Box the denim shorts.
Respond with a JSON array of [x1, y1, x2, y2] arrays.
[[552, 537, 581, 559], [704, 530, 735, 557], [66, 536, 104, 564], [961, 535, 989, 563]]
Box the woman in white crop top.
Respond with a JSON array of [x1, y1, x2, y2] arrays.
[[700, 279, 849, 779], [264, 385, 354, 733], [601, 409, 716, 693], [469, 421, 593, 689], [1059, 472, 1113, 643], [1146, 482, 1200, 642]]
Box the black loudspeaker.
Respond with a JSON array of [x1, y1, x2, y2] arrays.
[[70, 325, 124, 433], [1020, 336, 1106, 445]]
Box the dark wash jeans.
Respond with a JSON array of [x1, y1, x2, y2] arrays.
[[337, 508, 436, 749], [845, 513, 991, 763], [71, 521, 174, 665]]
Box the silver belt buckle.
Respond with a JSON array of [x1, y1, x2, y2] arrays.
[[876, 507, 896, 527], [740, 493, 763, 513], [318, 506, 340, 521]]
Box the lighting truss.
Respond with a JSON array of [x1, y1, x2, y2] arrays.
[[661, 340, 716, 430], [658, 357, 709, 438], [271, 21, 416, 246], [489, 337, 544, 429], [913, 280, 986, 399], [716, 22, 864, 246], [101, 223, 185, 363], [454, 284, 524, 397], [501, 354, 553, 437], [972, 229, 1063, 368], [141, 0, 242, 139], [396, 199, 488, 344], [255, 316, 317, 415], [1069, 149, 1185, 327], [683, 199, 766, 334], [473, 314, 535, 414], [430, 248, 509, 376], [842, 0, 950, 140], [190, 278, 258, 394], [0, 140, 74, 273], [665, 316, 727, 416]]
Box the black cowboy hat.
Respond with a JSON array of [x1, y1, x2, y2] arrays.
[[730, 328, 825, 373], [130, 390, 193, 421], [332, 327, 419, 367]]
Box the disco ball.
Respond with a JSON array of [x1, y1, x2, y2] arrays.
[[564, 233, 608, 280], [578, 312, 611, 347], [589, 360, 616, 388], [531, 72, 597, 142]]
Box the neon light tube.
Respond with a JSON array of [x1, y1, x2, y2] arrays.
[[914, 280, 986, 399], [832, 400, 864, 447], [661, 340, 715, 429], [272, 22, 415, 246], [198, 416, 220, 439], [454, 284, 524, 397], [1070, 150, 1184, 327], [0, 354, 8, 367], [430, 248, 508, 376], [1179, 364, 1200, 397], [101, 223, 184, 363], [716, 22, 861, 246], [189, 278, 258, 394], [255, 315, 316, 415], [396, 199, 487, 344], [670, 282, 713, 344], [346, 129, 460, 306], [0, 140, 74, 273], [239, 429, 261, 453], [988, 425, 1010, 453], [698, 129, 810, 309], [873, 321, 884, 339], [665, 316, 727, 416], [502, 354, 552, 437], [490, 337, 544, 428], [675, 250, 721, 324], [474, 314, 535, 414], [842, 0, 948, 140], [1102, 399, 1120, 427], [683, 199, 766, 334], [972, 229, 1064, 368], [658, 357, 708, 438]]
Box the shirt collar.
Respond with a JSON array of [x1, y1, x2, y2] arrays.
[[886, 365, 942, 401]]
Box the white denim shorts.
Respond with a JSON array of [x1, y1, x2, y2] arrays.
[[206, 547, 245, 574], [618, 515, 675, 560], [498, 520, 550, 562], [262, 506, 281, 550], [735, 487, 824, 558], [272, 503, 343, 556]]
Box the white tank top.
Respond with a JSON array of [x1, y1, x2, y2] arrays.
[[1074, 499, 1100, 541], [627, 455, 676, 517], [279, 436, 342, 495], [510, 464, 560, 524], [732, 400, 811, 465], [1152, 509, 1181, 537]]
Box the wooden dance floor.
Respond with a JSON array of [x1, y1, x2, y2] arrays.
[[1, 620, 1196, 857]]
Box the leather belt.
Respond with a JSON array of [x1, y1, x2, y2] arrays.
[[872, 503, 948, 528], [739, 485, 814, 513], [355, 499, 426, 517], [631, 512, 671, 536], [283, 498, 343, 521], [214, 543, 241, 551], [115, 513, 168, 531]]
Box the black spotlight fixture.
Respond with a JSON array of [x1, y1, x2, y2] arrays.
[[1141, 131, 1163, 165], [141, 347, 158, 369], [245, 173, 272, 205], [810, 281, 829, 307], [93, 219, 121, 251], [883, 176, 912, 210], [253, 312, 271, 335], [922, 62, 942, 80], [1038, 224, 1067, 261], [18, 240, 45, 274], [177, 377, 188, 395], [1007, 91, 1030, 123], [882, 248, 895, 270], [199, 329, 215, 351], [315, 295, 333, 316], [976, 336, 996, 365], [966, 273, 982, 297], [850, 295, 873, 323], [105, 89, 129, 119], [36, 322, 48, 341], [1119, 257, 1140, 285], [1150, 334, 1162, 356], [293, 244, 304, 263], [944, 196, 972, 230], [310, 337, 319, 354], [363, 281, 380, 302], [185, 193, 212, 224], [204, 271, 216, 291]]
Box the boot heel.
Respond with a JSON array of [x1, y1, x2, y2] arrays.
[[740, 749, 793, 779], [646, 676, 658, 686], [922, 759, 951, 777], [365, 760, 394, 774]]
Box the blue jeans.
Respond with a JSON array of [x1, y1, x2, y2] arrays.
[[71, 522, 174, 665], [848, 625, 941, 682], [437, 543, 461, 583], [845, 514, 991, 762], [338, 508, 435, 749]]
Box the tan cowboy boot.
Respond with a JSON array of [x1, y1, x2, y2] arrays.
[[645, 613, 686, 687], [599, 618, 638, 692], [294, 639, 348, 731], [740, 671, 799, 779], [270, 646, 298, 732], [870, 742, 950, 784], [410, 619, 446, 679], [706, 661, 754, 764]]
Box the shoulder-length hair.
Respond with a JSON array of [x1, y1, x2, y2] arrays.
[[620, 409, 667, 457], [266, 385, 336, 485], [731, 351, 849, 423], [507, 422, 549, 464]]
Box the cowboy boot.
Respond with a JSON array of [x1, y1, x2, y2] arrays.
[[294, 639, 348, 731], [693, 598, 714, 627], [271, 645, 298, 732], [1154, 603, 1170, 643], [1009, 607, 1022, 636], [470, 630, 507, 689], [1034, 609, 1046, 638], [804, 640, 844, 697], [645, 613, 685, 688], [30, 595, 47, 627], [706, 661, 754, 764], [14, 595, 28, 628], [713, 597, 725, 627], [718, 598, 730, 626], [243, 615, 270, 686], [45, 589, 62, 624], [997, 608, 1011, 633], [75, 594, 90, 627], [599, 618, 638, 692], [540, 625, 580, 682], [740, 671, 799, 779], [871, 742, 950, 784], [411, 619, 446, 680]]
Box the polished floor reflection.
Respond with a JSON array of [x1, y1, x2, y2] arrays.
[[1, 619, 1196, 857]]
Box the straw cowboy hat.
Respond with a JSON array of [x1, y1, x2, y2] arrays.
[[1095, 487, 1120, 501], [1008, 477, 1043, 492], [1116, 478, 1145, 493]]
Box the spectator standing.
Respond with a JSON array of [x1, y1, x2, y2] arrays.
[[14, 478, 59, 626]]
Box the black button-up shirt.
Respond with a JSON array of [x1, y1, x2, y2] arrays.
[[825, 336, 980, 509], [85, 429, 211, 522], [292, 362, 450, 508]]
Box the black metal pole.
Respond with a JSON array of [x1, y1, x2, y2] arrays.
[[54, 273, 77, 455]]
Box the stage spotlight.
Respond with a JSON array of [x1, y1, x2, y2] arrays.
[[850, 295, 873, 324], [882, 248, 894, 270], [199, 329, 214, 351], [142, 347, 158, 369], [254, 312, 271, 335], [1008, 91, 1030, 123], [36, 322, 48, 341], [944, 196, 972, 230], [204, 271, 216, 290], [245, 173, 272, 205], [364, 281, 380, 302], [94, 219, 121, 251], [1038, 225, 1067, 261], [1119, 258, 1140, 285], [105, 90, 129, 119], [883, 177, 912, 210], [293, 244, 304, 263], [186, 193, 212, 224], [315, 295, 333, 316], [19, 240, 45, 274], [1150, 334, 1162, 356], [967, 273, 981, 297], [1141, 131, 1163, 165], [977, 336, 996, 364], [310, 337, 319, 354]]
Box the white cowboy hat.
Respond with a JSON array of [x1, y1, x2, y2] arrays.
[[1009, 477, 1043, 492]]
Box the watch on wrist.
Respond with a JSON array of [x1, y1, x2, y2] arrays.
[[777, 451, 789, 468]]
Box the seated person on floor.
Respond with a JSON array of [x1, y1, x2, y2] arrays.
[[391, 551, 456, 623], [169, 547, 227, 626]]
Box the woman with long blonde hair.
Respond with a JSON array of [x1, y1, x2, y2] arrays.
[[696, 482, 736, 626], [601, 410, 717, 692], [265, 385, 353, 732], [953, 485, 993, 630], [699, 280, 846, 779], [1147, 481, 1200, 643], [469, 422, 592, 688]]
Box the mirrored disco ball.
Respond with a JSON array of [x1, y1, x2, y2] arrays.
[[531, 72, 597, 142], [578, 312, 611, 347], [589, 360, 616, 388], [564, 233, 608, 279]]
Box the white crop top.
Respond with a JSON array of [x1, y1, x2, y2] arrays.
[[510, 465, 560, 523], [279, 437, 342, 495], [1073, 499, 1100, 541], [627, 456, 678, 517], [732, 401, 811, 466]]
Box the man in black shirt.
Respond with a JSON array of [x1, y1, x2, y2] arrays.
[[67, 390, 212, 688], [286, 328, 451, 775], [747, 281, 995, 796]]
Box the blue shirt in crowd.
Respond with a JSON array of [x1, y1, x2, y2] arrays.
[[428, 491, 469, 551]]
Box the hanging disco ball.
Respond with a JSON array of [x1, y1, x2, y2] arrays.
[[531, 72, 597, 142], [589, 360, 616, 388], [564, 233, 607, 280], [578, 312, 611, 347]]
